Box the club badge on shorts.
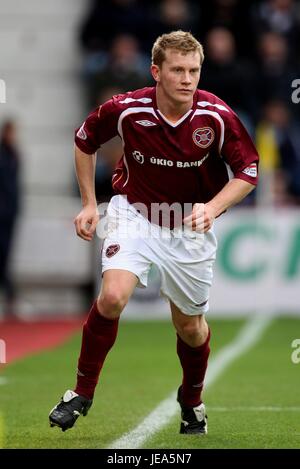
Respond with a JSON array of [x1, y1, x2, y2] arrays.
[[105, 244, 120, 258], [193, 127, 215, 148]]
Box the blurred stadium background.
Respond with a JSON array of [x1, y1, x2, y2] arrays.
[[0, 0, 300, 449]]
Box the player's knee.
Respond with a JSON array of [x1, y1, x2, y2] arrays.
[[97, 290, 128, 318], [179, 322, 201, 341], [178, 317, 208, 345]]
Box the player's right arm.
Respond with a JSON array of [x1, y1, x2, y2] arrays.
[[74, 144, 99, 242], [73, 96, 123, 241]]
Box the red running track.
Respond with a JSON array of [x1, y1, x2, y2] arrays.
[[0, 318, 84, 364]]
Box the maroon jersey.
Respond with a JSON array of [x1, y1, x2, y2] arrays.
[[75, 87, 258, 220]]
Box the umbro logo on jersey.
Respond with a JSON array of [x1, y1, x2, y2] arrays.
[[132, 150, 144, 164], [193, 127, 215, 148], [77, 123, 87, 140], [135, 120, 157, 127], [105, 244, 120, 258]]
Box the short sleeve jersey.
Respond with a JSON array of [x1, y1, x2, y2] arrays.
[[75, 87, 259, 214]]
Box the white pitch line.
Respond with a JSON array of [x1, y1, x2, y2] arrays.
[[107, 314, 272, 449]]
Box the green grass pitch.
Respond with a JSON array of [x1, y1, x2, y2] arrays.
[[0, 317, 300, 448]]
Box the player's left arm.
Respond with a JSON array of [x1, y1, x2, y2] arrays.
[[206, 177, 255, 217], [184, 108, 259, 233], [184, 178, 255, 232]]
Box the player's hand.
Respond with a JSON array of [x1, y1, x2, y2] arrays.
[[74, 205, 99, 241], [183, 203, 216, 233]]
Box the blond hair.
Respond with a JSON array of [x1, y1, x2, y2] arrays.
[[151, 30, 204, 67]]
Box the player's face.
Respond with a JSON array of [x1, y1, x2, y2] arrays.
[[152, 49, 201, 107]]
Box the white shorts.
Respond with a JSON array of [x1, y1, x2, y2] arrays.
[[100, 195, 217, 316]]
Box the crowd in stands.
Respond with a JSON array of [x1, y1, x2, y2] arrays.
[[77, 0, 300, 206], [0, 120, 21, 317]]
